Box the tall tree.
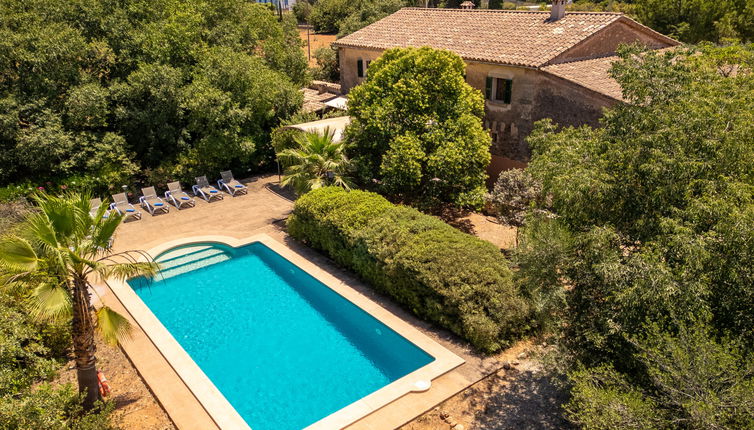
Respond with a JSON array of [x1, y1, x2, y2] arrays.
[[0, 193, 158, 409], [515, 43, 754, 428], [0, 0, 306, 188], [346, 47, 491, 208], [636, 0, 754, 43], [308, 0, 409, 36]]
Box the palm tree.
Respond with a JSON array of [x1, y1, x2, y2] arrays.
[[277, 127, 354, 195], [0, 192, 158, 410]]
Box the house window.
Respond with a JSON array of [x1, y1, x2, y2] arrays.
[[485, 77, 512, 104], [357, 59, 364, 78]]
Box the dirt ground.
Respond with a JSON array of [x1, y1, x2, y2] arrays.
[[299, 27, 338, 66], [464, 213, 518, 250], [54, 338, 567, 430], [401, 342, 571, 430], [54, 338, 175, 430]]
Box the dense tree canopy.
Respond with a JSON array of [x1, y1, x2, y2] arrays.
[[305, 0, 752, 45], [569, 0, 754, 43], [308, 0, 410, 36], [516, 43, 754, 428], [0, 0, 308, 192], [635, 0, 754, 43], [346, 47, 491, 208]]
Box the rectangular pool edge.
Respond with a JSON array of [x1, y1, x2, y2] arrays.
[[106, 233, 465, 430]]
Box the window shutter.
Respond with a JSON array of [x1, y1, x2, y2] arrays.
[[503, 79, 513, 104], [485, 76, 493, 100], [357, 59, 364, 78]]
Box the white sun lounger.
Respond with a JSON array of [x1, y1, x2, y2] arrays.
[[217, 170, 248, 196], [139, 186, 170, 215], [109, 193, 142, 221], [192, 176, 223, 202], [89, 198, 112, 219], [165, 182, 196, 209]]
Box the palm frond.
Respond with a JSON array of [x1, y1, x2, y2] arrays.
[[90, 209, 123, 254], [27, 281, 72, 321], [278, 127, 354, 195], [33, 193, 78, 241], [94, 261, 159, 282], [96, 306, 133, 345], [332, 175, 354, 191], [25, 211, 59, 247], [71, 191, 93, 215], [67, 249, 104, 274], [0, 236, 39, 273]]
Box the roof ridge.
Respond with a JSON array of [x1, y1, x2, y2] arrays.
[[399, 7, 624, 15], [543, 54, 619, 67], [613, 15, 680, 45], [334, 8, 673, 69]]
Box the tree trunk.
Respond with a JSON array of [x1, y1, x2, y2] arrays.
[[71, 276, 100, 410]]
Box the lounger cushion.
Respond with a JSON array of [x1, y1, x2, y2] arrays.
[[209, 189, 218, 193], [181, 196, 190, 200], [126, 209, 135, 212], [235, 184, 244, 188], [154, 202, 163, 206]]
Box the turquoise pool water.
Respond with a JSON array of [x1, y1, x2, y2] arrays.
[[128, 242, 434, 430]]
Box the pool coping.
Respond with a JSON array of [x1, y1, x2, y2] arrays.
[[106, 233, 465, 430]]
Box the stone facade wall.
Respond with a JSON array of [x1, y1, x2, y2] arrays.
[[465, 62, 615, 161], [339, 51, 615, 163], [338, 46, 382, 93]]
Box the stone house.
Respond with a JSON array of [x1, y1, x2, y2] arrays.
[[332, 3, 679, 176]]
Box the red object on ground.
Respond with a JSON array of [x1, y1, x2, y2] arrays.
[[97, 370, 111, 397]]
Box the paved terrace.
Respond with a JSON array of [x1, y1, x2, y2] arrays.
[[100, 174, 502, 430]]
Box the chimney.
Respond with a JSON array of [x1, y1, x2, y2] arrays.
[[460, 1, 475, 9], [550, 0, 566, 21]]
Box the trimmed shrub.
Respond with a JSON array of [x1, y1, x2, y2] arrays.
[[288, 187, 529, 352]]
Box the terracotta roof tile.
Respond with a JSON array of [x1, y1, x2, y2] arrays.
[[333, 8, 626, 67], [302, 88, 339, 113], [542, 56, 624, 100]]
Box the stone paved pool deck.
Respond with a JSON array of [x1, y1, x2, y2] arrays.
[[98, 174, 503, 430]]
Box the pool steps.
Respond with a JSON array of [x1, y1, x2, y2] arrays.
[[157, 245, 219, 262], [156, 246, 233, 280]]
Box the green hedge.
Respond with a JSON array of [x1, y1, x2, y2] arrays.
[[287, 187, 529, 352]]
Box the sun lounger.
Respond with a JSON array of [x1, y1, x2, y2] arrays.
[[218, 171, 248, 196], [139, 186, 170, 215], [192, 176, 224, 202], [109, 193, 142, 221], [89, 198, 112, 219], [165, 182, 196, 209]]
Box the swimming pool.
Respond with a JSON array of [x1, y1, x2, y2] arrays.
[[128, 241, 435, 430]]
